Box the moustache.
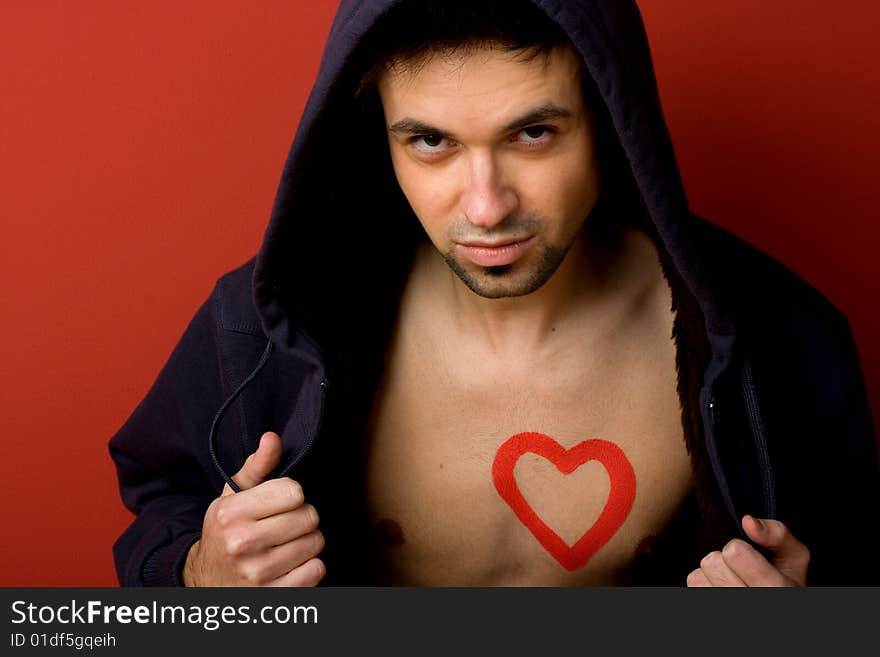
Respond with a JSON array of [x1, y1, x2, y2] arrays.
[[447, 212, 543, 243]]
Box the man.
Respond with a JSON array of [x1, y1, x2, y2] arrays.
[[110, 0, 878, 586]]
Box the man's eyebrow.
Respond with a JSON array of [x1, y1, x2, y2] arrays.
[[387, 104, 575, 138], [503, 104, 574, 131], [388, 118, 447, 137]]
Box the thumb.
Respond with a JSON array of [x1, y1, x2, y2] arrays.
[[222, 431, 283, 496], [742, 515, 810, 585]]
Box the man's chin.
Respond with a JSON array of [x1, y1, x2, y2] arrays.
[[441, 240, 570, 299], [446, 260, 551, 299]]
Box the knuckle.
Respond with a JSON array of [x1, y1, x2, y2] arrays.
[[306, 558, 326, 585], [770, 518, 788, 532], [798, 545, 812, 568], [286, 558, 325, 587], [700, 551, 722, 570], [766, 518, 787, 539], [304, 504, 320, 530], [225, 534, 249, 557], [311, 530, 325, 554], [686, 569, 702, 586], [722, 539, 746, 561], [215, 505, 233, 529], [241, 563, 264, 586], [287, 479, 304, 505]]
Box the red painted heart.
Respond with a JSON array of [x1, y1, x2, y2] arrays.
[[492, 432, 636, 571]]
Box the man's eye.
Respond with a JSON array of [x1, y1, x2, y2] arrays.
[[518, 125, 554, 144], [412, 134, 448, 152]]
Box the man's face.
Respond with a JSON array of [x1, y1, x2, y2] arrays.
[[378, 44, 601, 298]]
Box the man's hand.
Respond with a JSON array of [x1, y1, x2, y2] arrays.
[[686, 515, 810, 587], [183, 431, 326, 586]]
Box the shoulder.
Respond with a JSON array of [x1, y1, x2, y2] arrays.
[[689, 214, 851, 341], [689, 215, 860, 411]]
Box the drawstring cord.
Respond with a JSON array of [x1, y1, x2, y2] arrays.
[[208, 340, 274, 493]]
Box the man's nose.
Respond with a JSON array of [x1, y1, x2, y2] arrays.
[[459, 153, 518, 229]]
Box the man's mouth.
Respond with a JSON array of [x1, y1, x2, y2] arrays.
[[456, 236, 534, 267]]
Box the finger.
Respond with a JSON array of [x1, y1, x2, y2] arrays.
[[222, 478, 306, 522], [719, 538, 788, 587], [267, 557, 327, 587], [222, 432, 283, 496], [698, 550, 747, 587], [258, 503, 320, 545], [255, 530, 326, 583], [686, 568, 712, 587], [222, 501, 319, 556], [742, 516, 809, 586]]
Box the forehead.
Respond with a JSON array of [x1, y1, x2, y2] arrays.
[[377, 45, 586, 127]]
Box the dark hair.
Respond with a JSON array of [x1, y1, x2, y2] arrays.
[[356, 0, 574, 97]]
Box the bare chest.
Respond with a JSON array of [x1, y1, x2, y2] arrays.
[[362, 315, 693, 585]]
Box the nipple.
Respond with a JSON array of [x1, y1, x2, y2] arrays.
[[374, 518, 406, 547]]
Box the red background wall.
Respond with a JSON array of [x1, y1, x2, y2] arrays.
[[1, 1, 877, 585]]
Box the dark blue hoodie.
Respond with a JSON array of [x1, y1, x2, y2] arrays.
[[109, 0, 879, 586]]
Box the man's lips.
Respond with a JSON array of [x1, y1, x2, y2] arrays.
[[455, 236, 534, 267]]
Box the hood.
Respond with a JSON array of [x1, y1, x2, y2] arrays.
[[252, 0, 736, 374], [245, 0, 759, 551]]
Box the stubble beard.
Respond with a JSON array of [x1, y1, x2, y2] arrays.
[[442, 238, 570, 299]]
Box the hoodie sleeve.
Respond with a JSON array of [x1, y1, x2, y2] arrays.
[[109, 292, 231, 586]]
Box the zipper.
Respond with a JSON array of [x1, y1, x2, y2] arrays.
[[279, 377, 329, 477], [740, 360, 777, 519], [704, 388, 742, 532]]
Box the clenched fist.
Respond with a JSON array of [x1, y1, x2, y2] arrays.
[[183, 431, 326, 586], [687, 515, 810, 587]]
